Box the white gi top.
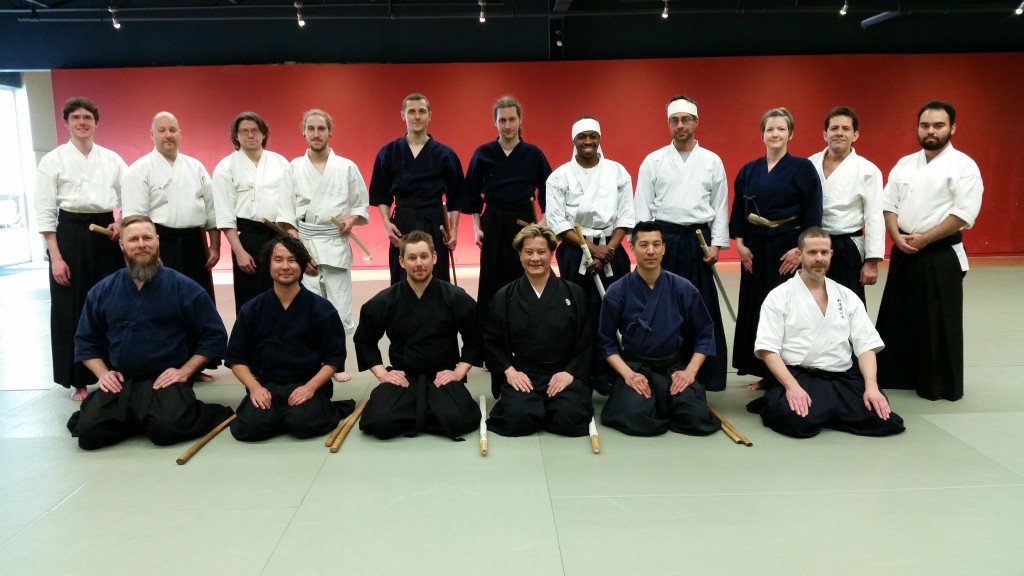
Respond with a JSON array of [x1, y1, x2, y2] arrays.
[[546, 156, 636, 238], [212, 149, 293, 229], [755, 272, 884, 373], [809, 148, 885, 261], [35, 141, 127, 233], [883, 144, 983, 271], [281, 150, 371, 269], [122, 149, 216, 230], [634, 142, 730, 248]]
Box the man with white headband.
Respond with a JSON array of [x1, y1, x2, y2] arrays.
[[546, 115, 636, 393], [634, 95, 729, 392]]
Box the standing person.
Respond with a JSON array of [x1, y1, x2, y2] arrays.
[[875, 101, 983, 401], [598, 221, 720, 437], [807, 106, 884, 303], [226, 236, 353, 442], [546, 115, 636, 393], [280, 108, 370, 382], [212, 111, 294, 312], [729, 108, 822, 388], [69, 215, 234, 450], [354, 231, 481, 440], [35, 97, 127, 400], [122, 112, 221, 381], [483, 225, 593, 437], [369, 93, 465, 285], [634, 95, 729, 392], [467, 95, 552, 326]]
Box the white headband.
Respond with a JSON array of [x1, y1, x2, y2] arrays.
[[666, 99, 698, 119], [571, 118, 601, 140]]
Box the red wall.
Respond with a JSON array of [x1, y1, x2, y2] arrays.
[[51, 53, 1023, 268]]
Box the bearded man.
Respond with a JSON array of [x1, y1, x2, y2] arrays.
[[68, 215, 234, 450]]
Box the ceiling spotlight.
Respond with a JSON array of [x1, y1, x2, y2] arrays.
[[479, 1, 486, 23], [108, 6, 121, 29], [295, 2, 305, 27], [1015, 1, 1023, 15], [839, 1, 848, 16], [662, 0, 669, 19]]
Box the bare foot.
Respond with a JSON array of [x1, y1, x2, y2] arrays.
[[196, 372, 215, 382], [333, 372, 352, 382], [71, 387, 88, 401], [480, 364, 490, 373], [746, 379, 764, 392]]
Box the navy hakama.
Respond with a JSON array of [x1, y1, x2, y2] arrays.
[[825, 232, 866, 304], [232, 217, 275, 312], [729, 154, 822, 377], [369, 136, 466, 285], [747, 367, 905, 438]]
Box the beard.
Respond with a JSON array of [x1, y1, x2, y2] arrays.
[[918, 132, 951, 151], [127, 251, 160, 284]]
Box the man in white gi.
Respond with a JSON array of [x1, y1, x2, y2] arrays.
[[35, 97, 127, 400], [747, 227, 905, 438], [634, 95, 729, 392], [875, 101, 983, 401], [546, 116, 636, 393], [213, 111, 295, 312], [807, 106, 884, 303], [279, 108, 370, 382]]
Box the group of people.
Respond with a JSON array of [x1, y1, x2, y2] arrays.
[[36, 92, 981, 450]]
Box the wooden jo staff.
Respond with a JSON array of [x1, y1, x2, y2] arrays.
[[176, 413, 237, 465], [328, 216, 372, 261], [479, 395, 488, 456], [694, 229, 736, 322], [589, 417, 600, 454], [439, 201, 458, 285], [330, 400, 367, 453], [88, 223, 113, 238], [572, 224, 608, 299], [261, 218, 289, 237], [708, 402, 752, 447]]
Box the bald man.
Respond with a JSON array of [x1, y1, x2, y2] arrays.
[[123, 112, 222, 379]]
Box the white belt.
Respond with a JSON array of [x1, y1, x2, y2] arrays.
[[297, 220, 341, 240]]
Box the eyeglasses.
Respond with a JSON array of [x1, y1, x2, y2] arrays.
[[669, 116, 696, 126], [238, 128, 262, 136]]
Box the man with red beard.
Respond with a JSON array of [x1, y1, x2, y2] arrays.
[[69, 215, 234, 450], [354, 231, 481, 440], [747, 227, 905, 438]]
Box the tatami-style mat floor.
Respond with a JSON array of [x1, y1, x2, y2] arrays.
[[1, 262, 1022, 575]]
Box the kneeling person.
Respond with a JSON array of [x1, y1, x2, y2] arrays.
[[354, 231, 481, 440], [228, 236, 351, 441], [484, 225, 593, 437], [71, 215, 233, 450], [748, 227, 905, 438], [599, 221, 720, 437]]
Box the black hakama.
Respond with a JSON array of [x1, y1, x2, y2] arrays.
[[484, 275, 593, 436], [825, 232, 866, 304], [70, 379, 234, 450], [50, 210, 124, 389], [466, 139, 551, 324], [875, 232, 965, 401], [354, 279, 482, 439], [369, 136, 466, 285], [729, 154, 823, 378], [232, 217, 275, 312], [155, 223, 215, 302], [746, 366, 905, 438], [555, 241, 631, 393], [657, 220, 728, 391], [226, 287, 351, 440]]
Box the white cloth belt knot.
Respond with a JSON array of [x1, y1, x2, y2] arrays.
[[297, 220, 341, 240]]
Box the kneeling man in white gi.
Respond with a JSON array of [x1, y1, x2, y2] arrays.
[[746, 226, 905, 438]]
